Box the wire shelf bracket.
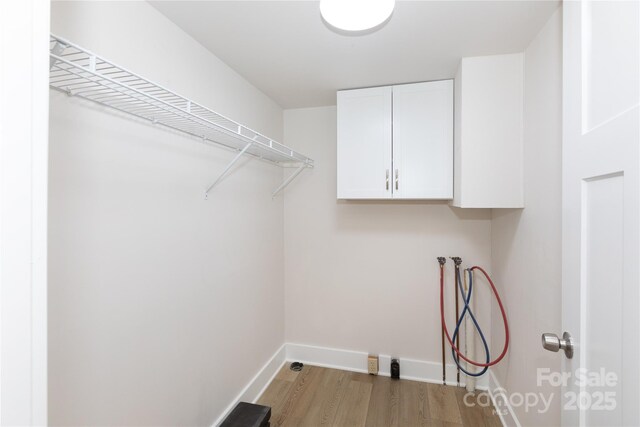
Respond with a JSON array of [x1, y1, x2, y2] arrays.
[[272, 164, 307, 198], [204, 142, 252, 199], [48, 34, 314, 198]]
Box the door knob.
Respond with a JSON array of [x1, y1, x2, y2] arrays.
[[541, 332, 573, 359]]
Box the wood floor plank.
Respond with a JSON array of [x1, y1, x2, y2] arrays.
[[333, 379, 373, 427], [256, 378, 293, 411], [429, 420, 464, 427], [256, 372, 296, 426], [280, 366, 326, 426], [351, 372, 376, 384], [298, 368, 351, 426], [399, 380, 430, 427], [275, 364, 300, 382], [273, 365, 321, 426], [388, 379, 401, 426], [364, 376, 389, 427], [256, 365, 502, 427], [427, 384, 463, 424], [454, 388, 488, 427], [319, 369, 353, 426], [480, 393, 504, 427]]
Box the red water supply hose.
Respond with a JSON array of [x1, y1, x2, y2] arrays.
[[440, 265, 509, 367]]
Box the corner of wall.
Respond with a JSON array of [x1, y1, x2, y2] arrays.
[[453, 63, 463, 207], [488, 7, 562, 427]]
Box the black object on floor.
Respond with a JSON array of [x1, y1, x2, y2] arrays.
[[220, 402, 271, 427], [391, 359, 400, 380], [290, 361, 303, 371]]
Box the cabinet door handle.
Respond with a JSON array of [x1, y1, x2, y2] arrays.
[[386, 170, 390, 191], [395, 169, 399, 190]]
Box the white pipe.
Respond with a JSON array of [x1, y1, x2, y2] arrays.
[[465, 269, 476, 392]]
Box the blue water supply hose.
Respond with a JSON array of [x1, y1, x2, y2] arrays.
[[450, 268, 490, 377]]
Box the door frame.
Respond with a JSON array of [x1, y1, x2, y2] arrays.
[[0, 0, 50, 424]]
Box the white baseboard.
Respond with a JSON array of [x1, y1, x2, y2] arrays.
[[212, 343, 286, 427], [212, 342, 501, 427], [488, 371, 520, 427], [285, 343, 489, 389]]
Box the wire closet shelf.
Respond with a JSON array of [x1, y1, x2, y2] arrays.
[[48, 34, 313, 198]]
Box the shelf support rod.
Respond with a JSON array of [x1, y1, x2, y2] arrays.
[[204, 142, 252, 198], [272, 163, 307, 198]]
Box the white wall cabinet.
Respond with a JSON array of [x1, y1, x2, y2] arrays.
[[452, 54, 524, 208], [393, 82, 454, 199], [336, 86, 392, 199], [337, 80, 453, 200]]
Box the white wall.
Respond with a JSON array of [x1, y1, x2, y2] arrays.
[[48, 2, 562, 425], [283, 106, 493, 373], [49, 2, 285, 425], [0, 0, 49, 424], [490, 9, 562, 426]]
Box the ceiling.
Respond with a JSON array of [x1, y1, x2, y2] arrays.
[[150, 0, 559, 109]]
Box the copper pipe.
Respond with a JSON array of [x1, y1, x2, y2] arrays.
[[451, 257, 462, 387]]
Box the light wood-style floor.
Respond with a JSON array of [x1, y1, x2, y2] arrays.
[[257, 364, 502, 427]]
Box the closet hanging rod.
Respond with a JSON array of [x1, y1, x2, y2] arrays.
[[48, 34, 313, 195]]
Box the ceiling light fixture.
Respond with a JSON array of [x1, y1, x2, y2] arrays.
[[320, 0, 395, 33]]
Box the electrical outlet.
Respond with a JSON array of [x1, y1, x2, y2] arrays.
[[391, 358, 400, 379], [368, 354, 379, 375]]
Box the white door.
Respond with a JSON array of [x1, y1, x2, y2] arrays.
[[561, 1, 639, 425], [337, 86, 392, 199], [392, 80, 453, 199]]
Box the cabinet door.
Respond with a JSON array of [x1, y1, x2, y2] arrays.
[[392, 80, 453, 199], [337, 86, 392, 199]]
